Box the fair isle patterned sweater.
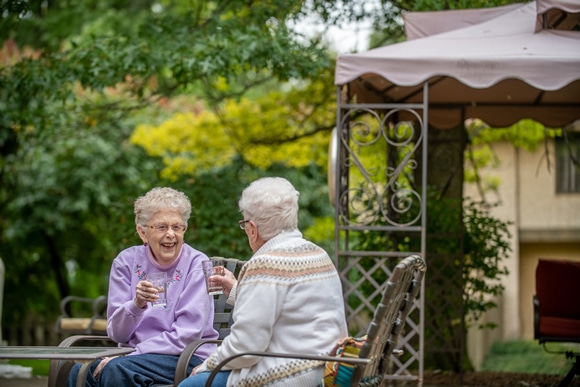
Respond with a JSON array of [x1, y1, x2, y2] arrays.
[[196, 230, 348, 387]]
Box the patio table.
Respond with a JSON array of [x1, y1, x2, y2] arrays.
[[0, 346, 134, 387]]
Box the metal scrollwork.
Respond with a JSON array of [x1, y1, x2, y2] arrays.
[[337, 108, 424, 228]]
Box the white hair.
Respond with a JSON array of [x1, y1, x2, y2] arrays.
[[238, 177, 299, 240], [134, 187, 191, 226]]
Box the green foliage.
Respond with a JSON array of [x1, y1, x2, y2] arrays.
[[0, 0, 528, 342], [0, 106, 161, 324], [411, 0, 519, 11], [8, 359, 51, 376], [422, 191, 511, 330], [165, 160, 335, 260], [1, 0, 331, 129], [346, 187, 511, 330], [468, 119, 558, 153], [482, 340, 574, 375], [0, 0, 338, 329], [465, 119, 562, 199], [169, 160, 254, 259], [131, 63, 336, 177], [463, 201, 511, 329]]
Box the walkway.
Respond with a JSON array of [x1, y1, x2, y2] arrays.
[[1, 376, 48, 386]]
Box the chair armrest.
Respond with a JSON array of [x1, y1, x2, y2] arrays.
[[173, 340, 222, 386], [204, 352, 370, 387], [58, 334, 115, 347]]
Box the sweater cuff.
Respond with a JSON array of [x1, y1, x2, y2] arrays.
[[226, 281, 237, 305], [129, 299, 148, 314]]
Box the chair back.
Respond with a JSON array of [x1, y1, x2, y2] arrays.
[[353, 254, 426, 385], [534, 258, 580, 387], [211, 257, 244, 339], [535, 258, 580, 342]]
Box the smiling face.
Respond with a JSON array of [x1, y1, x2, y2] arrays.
[[136, 209, 186, 265]]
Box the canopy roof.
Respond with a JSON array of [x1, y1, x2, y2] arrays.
[[335, 1, 580, 129]]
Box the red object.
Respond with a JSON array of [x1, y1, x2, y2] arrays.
[[535, 259, 580, 339]]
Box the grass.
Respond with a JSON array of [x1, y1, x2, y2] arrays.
[[7, 359, 51, 376], [481, 339, 579, 375]]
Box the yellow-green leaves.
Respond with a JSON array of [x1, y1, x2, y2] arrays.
[[131, 111, 235, 180], [131, 69, 336, 178]]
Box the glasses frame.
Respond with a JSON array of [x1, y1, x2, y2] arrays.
[[238, 220, 251, 230], [146, 224, 187, 233]]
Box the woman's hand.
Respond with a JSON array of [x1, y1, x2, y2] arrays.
[[189, 364, 200, 377], [134, 279, 159, 308], [210, 268, 237, 297], [92, 356, 118, 380]]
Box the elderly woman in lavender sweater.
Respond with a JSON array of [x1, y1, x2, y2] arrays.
[[68, 187, 218, 387]]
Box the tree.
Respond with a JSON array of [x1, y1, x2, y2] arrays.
[[130, 65, 336, 175], [0, 91, 162, 325], [1, 0, 525, 358], [0, 0, 342, 330]]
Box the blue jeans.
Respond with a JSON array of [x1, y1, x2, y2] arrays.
[[177, 371, 231, 387], [67, 353, 203, 387]]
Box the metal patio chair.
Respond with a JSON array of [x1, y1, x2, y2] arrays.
[[202, 254, 427, 387]]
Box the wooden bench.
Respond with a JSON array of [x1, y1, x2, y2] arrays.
[[534, 258, 580, 387], [55, 295, 108, 336]]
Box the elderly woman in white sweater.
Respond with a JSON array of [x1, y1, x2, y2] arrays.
[[179, 176, 348, 387]]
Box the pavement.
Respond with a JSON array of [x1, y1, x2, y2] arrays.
[[0, 376, 48, 387]]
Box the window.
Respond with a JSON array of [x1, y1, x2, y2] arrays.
[[556, 131, 580, 193]]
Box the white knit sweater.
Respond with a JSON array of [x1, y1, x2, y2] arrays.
[[197, 230, 348, 387]]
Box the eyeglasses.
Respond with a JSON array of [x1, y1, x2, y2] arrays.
[[238, 220, 251, 230], [146, 224, 187, 233]]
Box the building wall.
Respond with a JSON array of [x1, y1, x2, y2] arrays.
[[517, 141, 580, 234], [515, 140, 580, 341], [464, 139, 580, 370]]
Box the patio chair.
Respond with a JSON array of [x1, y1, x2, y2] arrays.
[[48, 257, 244, 387], [198, 254, 427, 387], [534, 258, 580, 387], [55, 295, 108, 336]]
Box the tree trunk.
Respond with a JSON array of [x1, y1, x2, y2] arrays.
[[417, 124, 470, 372]]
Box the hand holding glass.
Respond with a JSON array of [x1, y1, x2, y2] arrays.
[[147, 272, 168, 308], [203, 259, 225, 295]]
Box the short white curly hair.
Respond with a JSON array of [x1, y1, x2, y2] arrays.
[[134, 187, 191, 226], [238, 177, 299, 240]]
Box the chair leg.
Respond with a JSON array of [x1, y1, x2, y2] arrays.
[[557, 353, 579, 387], [55, 361, 75, 387]]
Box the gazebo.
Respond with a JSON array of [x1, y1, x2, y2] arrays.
[[332, 0, 579, 381]]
